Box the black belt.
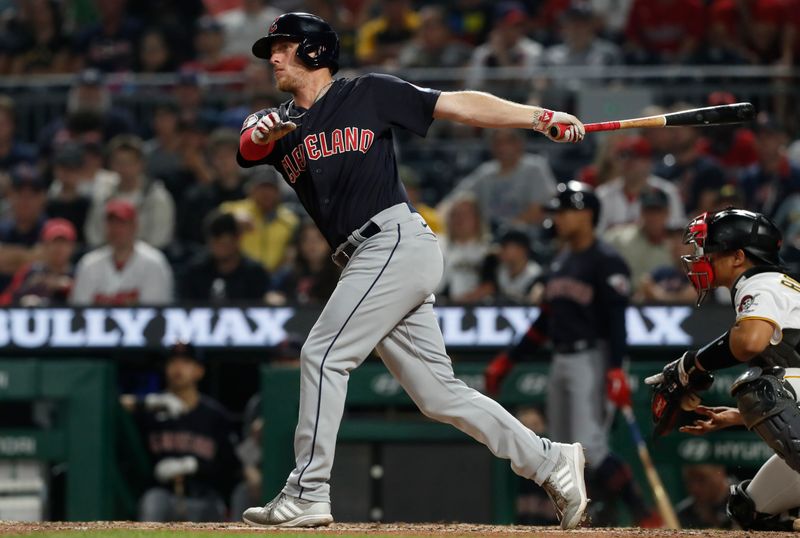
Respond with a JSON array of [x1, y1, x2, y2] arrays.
[[332, 221, 381, 267], [553, 340, 596, 354]]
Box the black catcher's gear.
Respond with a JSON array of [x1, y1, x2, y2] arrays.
[[252, 12, 340, 74], [547, 180, 601, 226], [727, 479, 800, 531], [682, 209, 783, 305], [731, 366, 800, 474]]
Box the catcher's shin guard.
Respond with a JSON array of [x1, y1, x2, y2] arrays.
[[727, 480, 799, 531], [731, 366, 800, 473]]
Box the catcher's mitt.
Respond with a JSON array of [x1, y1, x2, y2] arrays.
[[650, 361, 714, 438]]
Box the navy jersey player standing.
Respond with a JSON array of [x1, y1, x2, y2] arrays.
[[485, 182, 658, 526], [238, 13, 588, 529]]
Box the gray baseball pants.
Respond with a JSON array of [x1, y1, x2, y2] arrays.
[[547, 349, 609, 467], [281, 203, 561, 503]]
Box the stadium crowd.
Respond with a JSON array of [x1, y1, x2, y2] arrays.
[[4, 0, 800, 527]]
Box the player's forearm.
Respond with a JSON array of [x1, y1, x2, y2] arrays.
[[433, 91, 543, 129]]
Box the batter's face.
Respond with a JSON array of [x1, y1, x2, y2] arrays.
[[165, 355, 204, 392], [553, 208, 592, 240], [270, 40, 309, 93]]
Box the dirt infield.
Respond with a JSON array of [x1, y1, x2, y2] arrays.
[[0, 522, 798, 538]]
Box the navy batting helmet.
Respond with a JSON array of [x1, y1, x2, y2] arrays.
[[547, 181, 601, 226], [252, 12, 340, 74]]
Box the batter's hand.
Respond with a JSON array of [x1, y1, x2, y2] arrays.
[[606, 367, 631, 407], [251, 112, 297, 145], [679, 406, 743, 435], [484, 352, 514, 395], [531, 108, 585, 143]]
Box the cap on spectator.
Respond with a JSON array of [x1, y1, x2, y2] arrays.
[[41, 218, 77, 242], [196, 15, 223, 33], [640, 188, 669, 210], [499, 228, 531, 250], [494, 1, 527, 25], [562, 1, 595, 21], [53, 142, 85, 168], [707, 91, 737, 106], [10, 164, 47, 191], [245, 168, 280, 190], [167, 341, 205, 364], [105, 199, 137, 221], [204, 210, 240, 238], [76, 68, 104, 86], [107, 134, 145, 158], [616, 136, 652, 159]]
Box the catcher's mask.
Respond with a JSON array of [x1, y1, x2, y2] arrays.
[[682, 212, 715, 306]]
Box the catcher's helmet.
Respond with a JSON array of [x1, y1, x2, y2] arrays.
[[252, 12, 339, 74], [682, 208, 782, 305], [547, 180, 601, 226]]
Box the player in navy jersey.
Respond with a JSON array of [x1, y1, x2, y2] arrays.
[[237, 12, 588, 529], [485, 182, 659, 527]]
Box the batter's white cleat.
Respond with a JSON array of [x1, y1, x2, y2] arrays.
[[242, 493, 333, 528], [542, 442, 589, 530]]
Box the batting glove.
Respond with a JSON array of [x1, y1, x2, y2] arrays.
[[531, 108, 585, 143], [144, 392, 187, 419], [606, 367, 632, 408], [154, 456, 199, 483], [484, 352, 514, 396], [644, 351, 713, 392], [251, 111, 297, 145]]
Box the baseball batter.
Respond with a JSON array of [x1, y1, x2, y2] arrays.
[[646, 209, 800, 531], [237, 12, 588, 530], [485, 182, 656, 526]]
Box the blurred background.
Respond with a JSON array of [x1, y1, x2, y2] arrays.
[[0, 0, 799, 529]]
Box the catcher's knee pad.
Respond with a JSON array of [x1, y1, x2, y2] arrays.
[[727, 480, 798, 531], [731, 366, 800, 473]]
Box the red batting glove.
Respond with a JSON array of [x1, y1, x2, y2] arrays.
[[485, 353, 514, 396], [606, 367, 632, 408]]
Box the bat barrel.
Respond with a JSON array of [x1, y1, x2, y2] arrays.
[[664, 102, 755, 127]]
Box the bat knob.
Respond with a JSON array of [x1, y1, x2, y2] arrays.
[[548, 123, 568, 139]]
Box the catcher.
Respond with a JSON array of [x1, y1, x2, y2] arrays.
[[646, 208, 800, 531]]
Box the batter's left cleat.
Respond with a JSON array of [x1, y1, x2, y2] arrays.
[[242, 493, 333, 528], [542, 442, 589, 530]]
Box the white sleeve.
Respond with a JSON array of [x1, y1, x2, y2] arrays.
[[734, 276, 785, 344], [69, 258, 94, 305], [140, 257, 174, 305], [145, 185, 175, 249]]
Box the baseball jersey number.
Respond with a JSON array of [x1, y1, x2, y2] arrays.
[[780, 275, 800, 293]]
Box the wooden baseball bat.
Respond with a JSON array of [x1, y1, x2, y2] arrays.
[[621, 405, 681, 530], [548, 102, 755, 139]]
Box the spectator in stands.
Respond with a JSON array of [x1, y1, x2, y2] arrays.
[[71, 199, 173, 305], [464, 229, 542, 304], [739, 114, 800, 218], [178, 129, 247, 250], [676, 464, 732, 529], [220, 172, 298, 273], [604, 188, 674, 296], [624, 0, 704, 64], [136, 28, 178, 73], [440, 129, 556, 233], [445, 0, 493, 46], [596, 136, 685, 232], [179, 211, 269, 303], [399, 165, 442, 234], [182, 16, 248, 74], [0, 96, 37, 171], [38, 69, 137, 154], [123, 342, 238, 522], [172, 70, 218, 132], [634, 227, 696, 304], [72, 0, 142, 72], [653, 109, 727, 214], [436, 194, 491, 302], [356, 0, 419, 66], [0, 165, 48, 291], [144, 101, 188, 200], [270, 219, 339, 306], [4, 0, 70, 74], [0, 218, 75, 306], [397, 6, 471, 69], [709, 0, 793, 66], [85, 135, 175, 249], [466, 3, 542, 102], [82, 140, 119, 195], [46, 143, 91, 244], [217, 0, 283, 57], [696, 93, 758, 180]]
